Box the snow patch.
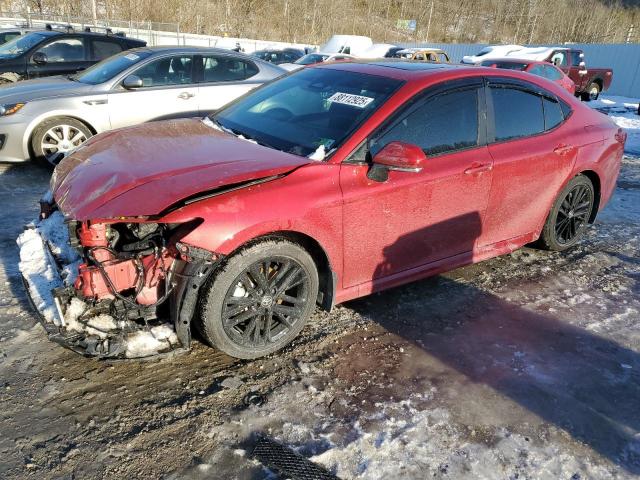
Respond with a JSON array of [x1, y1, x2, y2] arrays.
[[16, 210, 80, 325], [589, 95, 640, 157], [124, 325, 179, 359]]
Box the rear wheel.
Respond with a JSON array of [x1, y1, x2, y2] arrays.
[[30, 117, 92, 165], [539, 175, 595, 251], [199, 240, 319, 359], [581, 82, 600, 101]]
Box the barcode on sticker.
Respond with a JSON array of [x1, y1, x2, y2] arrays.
[[328, 92, 374, 108]]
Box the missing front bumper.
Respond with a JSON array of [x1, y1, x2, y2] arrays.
[[17, 214, 187, 359]]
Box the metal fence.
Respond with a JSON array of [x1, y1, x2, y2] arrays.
[[0, 13, 314, 54], [401, 42, 640, 97], [0, 12, 637, 97]]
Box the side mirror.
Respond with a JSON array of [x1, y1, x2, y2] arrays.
[[122, 74, 143, 90], [368, 141, 426, 182], [32, 51, 47, 65]]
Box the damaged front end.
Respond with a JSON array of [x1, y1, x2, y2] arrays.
[[18, 195, 220, 359]]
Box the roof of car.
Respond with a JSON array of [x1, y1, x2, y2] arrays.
[[481, 58, 547, 65], [317, 59, 459, 78], [126, 45, 263, 55], [20, 29, 141, 40], [254, 47, 304, 53], [315, 59, 566, 84]]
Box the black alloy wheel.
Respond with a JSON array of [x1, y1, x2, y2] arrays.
[[539, 174, 595, 251], [199, 240, 319, 359], [221, 256, 310, 347], [555, 183, 594, 245]]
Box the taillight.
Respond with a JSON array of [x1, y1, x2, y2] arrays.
[[615, 128, 627, 144]]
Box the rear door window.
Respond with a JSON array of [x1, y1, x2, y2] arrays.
[[133, 55, 193, 87], [527, 64, 546, 78], [490, 86, 544, 141], [373, 87, 480, 156], [570, 51, 583, 67], [90, 39, 123, 61], [200, 56, 258, 82]]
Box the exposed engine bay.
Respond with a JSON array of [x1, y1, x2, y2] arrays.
[[17, 193, 216, 359]]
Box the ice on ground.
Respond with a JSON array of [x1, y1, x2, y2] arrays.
[[124, 325, 179, 358], [589, 95, 640, 157], [16, 210, 80, 325]]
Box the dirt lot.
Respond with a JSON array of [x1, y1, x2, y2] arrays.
[[1, 151, 639, 479]]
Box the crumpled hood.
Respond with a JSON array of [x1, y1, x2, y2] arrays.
[[53, 118, 311, 220], [0, 75, 93, 103]]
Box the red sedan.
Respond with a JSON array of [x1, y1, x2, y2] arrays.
[[26, 61, 625, 359], [481, 58, 576, 95]]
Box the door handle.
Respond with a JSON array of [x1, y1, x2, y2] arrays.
[[553, 144, 575, 156], [464, 162, 493, 175], [177, 92, 195, 99]]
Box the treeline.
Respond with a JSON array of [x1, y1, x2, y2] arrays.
[[5, 0, 640, 45]]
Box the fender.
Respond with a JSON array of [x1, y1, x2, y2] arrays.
[[159, 162, 345, 291]]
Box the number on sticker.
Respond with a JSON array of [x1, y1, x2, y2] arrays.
[[328, 92, 374, 108]]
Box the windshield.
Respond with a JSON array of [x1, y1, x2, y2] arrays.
[[73, 50, 152, 84], [213, 68, 402, 158], [295, 54, 328, 65], [0, 32, 46, 57]]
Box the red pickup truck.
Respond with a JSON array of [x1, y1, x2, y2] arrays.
[[543, 48, 613, 101]]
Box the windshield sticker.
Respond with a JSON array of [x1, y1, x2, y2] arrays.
[[124, 53, 139, 61], [328, 92, 374, 108]]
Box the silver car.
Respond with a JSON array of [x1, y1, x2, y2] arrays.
[[0, 46, 285, 163]]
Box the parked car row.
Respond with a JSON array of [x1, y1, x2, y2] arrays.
[[0, 45, 285, 163], [462, 45, 613, 100]]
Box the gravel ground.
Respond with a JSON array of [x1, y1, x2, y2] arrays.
[[1, 150, 639, 477]]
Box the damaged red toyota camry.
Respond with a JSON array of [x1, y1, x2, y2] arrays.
[[19, 61, 625, 359]]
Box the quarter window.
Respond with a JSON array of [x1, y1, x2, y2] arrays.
[[543, 97, 564, 130], [374, 88, 480, 156], [201, 56, 258, 82], [490, 86, 544, 141], [133, 56, 193, 87]]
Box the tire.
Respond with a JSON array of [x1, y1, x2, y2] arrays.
[[198, 239, 319, 359], [30, 117, 92, 166], [0, 72, 22, 84], [580, 82, 601, 102], [538, 175, 595, 251]]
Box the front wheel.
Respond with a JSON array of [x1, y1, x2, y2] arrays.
[[198, 240, 319, 359], [538, 175, 595, 251], [30, 117, 92, 166]]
